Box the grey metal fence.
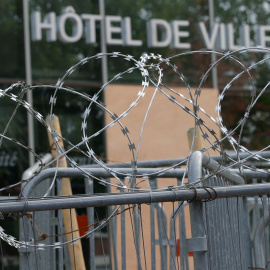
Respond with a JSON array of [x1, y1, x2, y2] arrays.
[[4, 150, 269, 269], [187, 151, 252, 270], [18, 165, 190, 270]]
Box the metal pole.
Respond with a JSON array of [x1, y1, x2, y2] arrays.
[[149, 179, 156, 270], [98, 0, 108, 165], [120, 178, 126, 270], [187, 151, 208, 270], [23, 0, 35, 166], [208, 0, 218, 89], [106, 179, 118, 269], [85, 178, 95, 270], [254, 213, 270, 267], [6, 182, 270, 214], [81, 150, 270, 169], [99, 0, 108, 84]]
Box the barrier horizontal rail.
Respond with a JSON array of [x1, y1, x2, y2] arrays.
[[82, 151, 270, 168], [22, 165, 268, 188], [2, 182, 270, 214], [22, 161, 269, 196]]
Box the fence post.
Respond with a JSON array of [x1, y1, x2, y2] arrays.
[[187, 151, 208, 270], [254, 213, 270, 267], [84, 177, 95, 269], [149, 178, 156, 270], [120, 178, 126, 270], [107, 178, 118, 269]]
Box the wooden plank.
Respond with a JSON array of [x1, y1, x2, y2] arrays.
[[187, 127, 204, 152], [46, 115, 86, 270]]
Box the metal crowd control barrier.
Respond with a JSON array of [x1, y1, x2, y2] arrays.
[[10, 150, 270, 269], [188, 151, 252, 270], [18, 165, 190, 270]]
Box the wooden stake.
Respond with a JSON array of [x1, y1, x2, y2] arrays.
[[187, 127, 204, 152], [46, 115, 86, 270]]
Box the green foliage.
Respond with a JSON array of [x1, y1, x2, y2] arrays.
[[0, 0, 24, 77]]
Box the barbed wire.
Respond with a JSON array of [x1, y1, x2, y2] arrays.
[[1, 47, 270, 248]]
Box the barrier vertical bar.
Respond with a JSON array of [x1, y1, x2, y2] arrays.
[[149, 178, 156, 270], [133, 205, 142, 270], [187, 151, 208, 270], [85, 177, 95, 270], [57, 178, 68, 270], [169, 214, 176, 270], [107, 178, 118, 269], [130, 172, 142, 269], [177, 176, 189, 270], [120, 178, 126, 270], [263, 194, 269, 263], [151, 178, 167, 270], [157, 203, 167, 270]]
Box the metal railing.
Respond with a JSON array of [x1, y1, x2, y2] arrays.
[[5, 150, 270, 269], [18, 164, 190, 269], [188, 151, 252, 270]]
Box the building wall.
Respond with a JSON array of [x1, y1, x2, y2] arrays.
[[105, 84, 220, 163], [105, 84, 220, 269]]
